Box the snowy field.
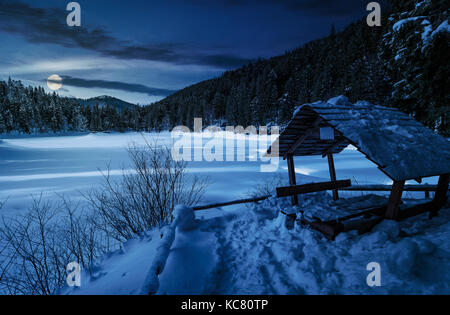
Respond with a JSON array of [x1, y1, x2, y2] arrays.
[[0, 132, 437, 217], [2, 132, 448, 295]]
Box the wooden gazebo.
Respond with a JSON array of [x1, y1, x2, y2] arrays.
[[267, 96, 450, 238]]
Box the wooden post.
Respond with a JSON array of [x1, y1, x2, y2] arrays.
[[287, 154, 298, 206], [430, 173, 450, 218], [385, 180, 405, 220], [327, 153, 339, 201]]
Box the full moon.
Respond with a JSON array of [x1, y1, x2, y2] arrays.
[[47, 74, 63, 91]]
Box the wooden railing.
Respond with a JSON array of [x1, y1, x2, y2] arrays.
[[192, 184, 448, 211], [338, 184, 448, 198], [193, 195, 271, 211]]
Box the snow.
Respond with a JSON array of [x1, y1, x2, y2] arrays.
[[1, 132, 175, 149], [61, 196, 450, 295], [59, 230, 162, 295], [431, 20, 450, 38], [421, 20, 433, 46], [415, 1, 426, 9], [157, 226, 217, 294], [140, 225, 176, 295], [173, 205, 198, 231], [1, 131, 405, 219], [2, 131, 448, 295], [327, 95, 352, 106], [393, 16, 426, 32], [421, 19, 449, 49]]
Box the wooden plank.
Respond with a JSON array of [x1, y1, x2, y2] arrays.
[[277, 179, 351, 198], [300, 218, 342, 241], [193, 195, 271, 211], [385, 180, 405, 220], [286, 154, 298, 206], [327, 153, 339, 201], [397, 201, 435, 220], [358, 216, 384, 235]]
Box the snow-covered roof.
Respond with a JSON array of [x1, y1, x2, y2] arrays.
[[269, 96, 450, 181]]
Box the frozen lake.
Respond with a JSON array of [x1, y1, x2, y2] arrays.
[[0, 132, 431, 217]]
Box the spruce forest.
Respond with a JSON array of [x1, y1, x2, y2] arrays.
[[1, 0, 448, 136]]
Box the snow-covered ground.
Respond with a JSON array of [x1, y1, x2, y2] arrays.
[[1, 132, 447, 295], [61, 197, 450, 295]]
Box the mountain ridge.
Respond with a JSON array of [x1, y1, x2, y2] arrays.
[[144, 0, 448, 136], [73, 95, 138, 110]]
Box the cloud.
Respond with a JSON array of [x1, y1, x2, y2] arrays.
[[0, 1, 114, 48], [0, 1, 250, 69], [48, 75, 176, 97]]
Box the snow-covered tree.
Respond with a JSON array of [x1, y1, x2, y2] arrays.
[[381, 0, 449, 135]]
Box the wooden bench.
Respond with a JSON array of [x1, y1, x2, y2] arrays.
[[276, 180, 352, 233], [276, 179, 450, 240]]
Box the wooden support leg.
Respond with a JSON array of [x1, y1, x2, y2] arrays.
[[287, 154, 298, 206], [327, 153, 339, 201], [430, 174, 450, 218], [385, 180, 405, 220]]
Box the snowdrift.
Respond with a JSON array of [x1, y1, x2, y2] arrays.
[[60, 195, 450, 295]]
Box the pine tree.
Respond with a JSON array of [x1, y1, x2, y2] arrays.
[[381, 0, 449, 134], [0, 114, 6, 133]]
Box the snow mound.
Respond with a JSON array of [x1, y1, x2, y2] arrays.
[[174, 205, 198, 231], [327, 95, 351, 106]]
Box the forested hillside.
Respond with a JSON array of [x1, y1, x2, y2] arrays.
[[0, 79, 142, 134], [1, 0, 448, 136], [75, 95, 137, 111], [147, 0, 449, 135]]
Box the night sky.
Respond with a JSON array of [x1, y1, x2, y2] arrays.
[[0, 0, 370, 104]]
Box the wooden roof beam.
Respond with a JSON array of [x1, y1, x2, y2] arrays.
[[283, 118, 320, 160], [322, 140, 344, 158]]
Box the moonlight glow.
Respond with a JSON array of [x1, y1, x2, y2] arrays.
[[47, 74, 63, 91]]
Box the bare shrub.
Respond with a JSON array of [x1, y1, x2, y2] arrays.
[[84, 141, 209, 242], [58, 197, 113, 274], [0, 196, 109, 295], [247, 173, 288, 198], [0, 139, 208, 294]]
